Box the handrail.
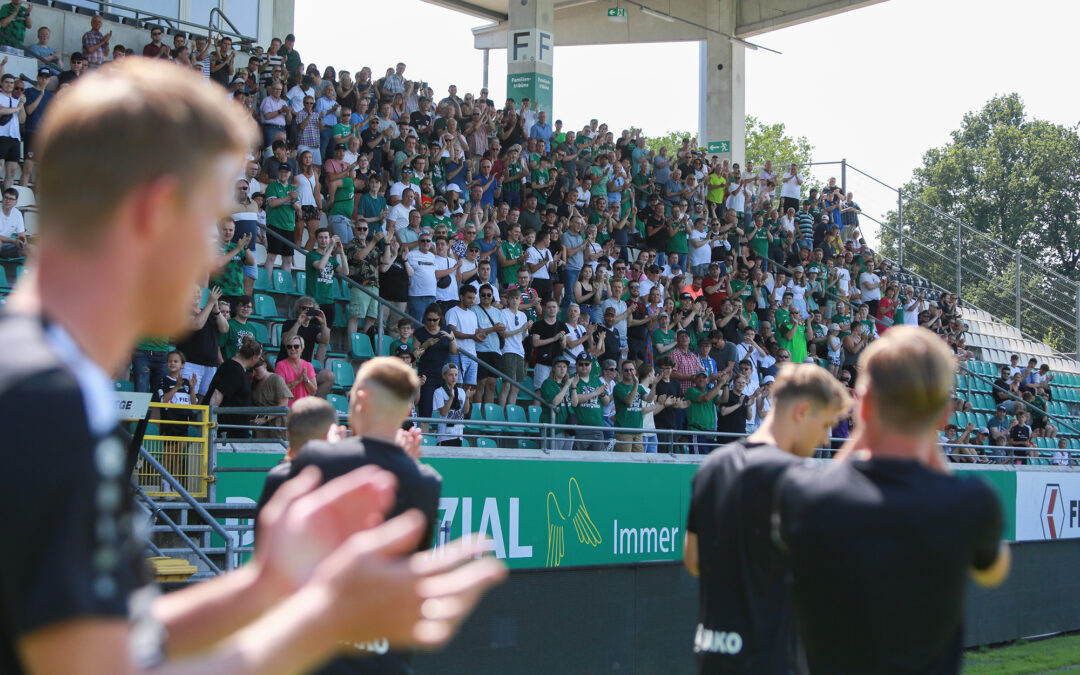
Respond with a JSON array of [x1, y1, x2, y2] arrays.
[[960, 366, 1080, 438], [207, 7, 251, 45], [259, 226, 557, 415], [135, 445, 237, 571], [46, 0, 256, 43]]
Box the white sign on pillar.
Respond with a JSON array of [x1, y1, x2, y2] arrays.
[[509, 29, 554, 65]]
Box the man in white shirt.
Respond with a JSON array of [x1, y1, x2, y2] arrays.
[[259, 81, 291, 148], [780, 162, 803, 213], [859, 263, 882, 317], [0, 74, 25, 190], [445, 285, 483, 387], [406, 233, 437, 321], [758, 160, 777, 203], [388, 187, 417, 233], [0, 187, 27, 258]]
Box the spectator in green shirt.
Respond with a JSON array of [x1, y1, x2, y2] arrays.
[[0, 0, 31, 47], [686, 370, 726, 454], [305, 228, 349, 327], [222, 296, 256, 360], [570, 354, 609, 452], [211, 220, 253, 307], [263, 163, 301, 278], [540, 356, 575, 451], [613, 359, 652, 452]]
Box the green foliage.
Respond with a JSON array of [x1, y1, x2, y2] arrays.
[[878, 94, 1080, 351], [744, 115, 813, 171], [641, 116, 814, 169]]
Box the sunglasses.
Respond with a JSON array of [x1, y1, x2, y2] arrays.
[[425, 317, 440, 322], [419, 239, 432, 243], [287, 344, 302, 350], [622, 369, 636, 374], [236, 186, 248, 190], [480, 293, 493, 297], [354, 226, 368, 231], [603, 366, 616, 370]]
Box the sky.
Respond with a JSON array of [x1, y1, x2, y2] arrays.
[[293, 0, 1079, 245]]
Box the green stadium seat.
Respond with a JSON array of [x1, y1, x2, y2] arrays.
[[528, 405, 544, 426], [516, 376, 535, 403], [248, 320, 269, 346], [113, 379, 134, 392], [294, 271, 307, 295], [270, 322, 282, 347], [333, 307, 347, 328], [331, 360, 355, 390], [517, 440, 538, 449], [955, 375, 968, 394], [379, 335, 394, 356], [475, 437, 498, 449], [326, 393, 349, 416], [464, 405, 488, 435], [506, 404, 532, 434], [350, 333, 375, 360], [483, 403, 506, 430], [421, 434, 438, 446], [253, 293, 281, 320], [334, 278, 350, 302], [272, 269, 297, 295], [311, 359, 322, 372], [254, 267, 272, 292]]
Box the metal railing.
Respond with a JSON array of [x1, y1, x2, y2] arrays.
[[811, 159, 1080, 357], [49, 0, 256, 44], [134, 402, 211, 498]]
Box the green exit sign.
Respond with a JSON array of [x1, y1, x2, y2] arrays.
[[707, 140, 731, 154], [607, 7, 627, 21]]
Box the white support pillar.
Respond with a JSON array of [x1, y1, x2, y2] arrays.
[[698, 33, 746, 163], [506, 0, 554, 117]]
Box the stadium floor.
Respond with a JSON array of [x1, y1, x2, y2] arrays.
[[964, 632, 1080, 673]]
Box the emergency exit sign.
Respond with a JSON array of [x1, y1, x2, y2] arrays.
[[708, 140, 731, 154], [607, 7, 627, 21]]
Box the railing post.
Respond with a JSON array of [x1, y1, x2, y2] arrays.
[[840, 158, 847, 195], [956, 222, 962, 297], [483, 49, 490, 89], [1015, 250, 1022, 331], [897, 189, 903, 269]]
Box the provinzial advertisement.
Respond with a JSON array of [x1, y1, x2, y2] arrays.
[[1015, 472, 1080, 541], [213, 454, 1018, 568]]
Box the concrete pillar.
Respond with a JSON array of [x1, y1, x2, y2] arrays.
[[506, 0, 553, 116], [270, 0, 294, 43], [698, 34, 746, 164]]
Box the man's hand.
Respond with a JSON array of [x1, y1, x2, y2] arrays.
[[208, 285, 224, 304], [396, 426, 424, 462]]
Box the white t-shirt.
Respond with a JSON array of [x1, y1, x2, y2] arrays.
[[565, 322, 587, 358], [434, 255, 458, 301], [445, 305, 479, 355], [389, 181, 413, 201], [834, 267, 851, 295], [725, 183, 745, 212], [527, 246, 553, 280], [0, 207, 24, 238], [758, 169, 777, 197], [388, 203, 415, 232], [406, 249, 436, 297], [688, 229, 711, 268], [500, 308, 527, 357], [780, 171, 801, 199], [431, 385, 466, 442], [287, 84, 314, 113], [860, 272, 882, 302]]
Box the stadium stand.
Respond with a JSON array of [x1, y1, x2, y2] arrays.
[[1, 4, 1078, 464]]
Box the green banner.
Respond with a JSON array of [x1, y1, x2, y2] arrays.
[[506, 72, 553, 118], [214, 454, 1017, 568]]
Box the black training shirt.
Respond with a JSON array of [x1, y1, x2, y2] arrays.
[[687, 440, 807, 675], [0, 314, 157, 674], [775, 458, 1003, 674], [257, 436, 442, 675]]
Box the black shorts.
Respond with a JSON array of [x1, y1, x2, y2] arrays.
[[531, 278, 553, 303], [477, 351, 501, 377], [266, 225, 294, 255], [301, 205, 319, 222], [627, 337, 647, 362], [0, 136, 21, 162], [22, 132, 34, 159]]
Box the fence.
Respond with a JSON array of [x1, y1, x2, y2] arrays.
[[133, 402, 212, 498], [811, 159, 1080, 357]]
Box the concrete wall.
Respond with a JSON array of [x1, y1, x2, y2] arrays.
[[22, 6, 154, 64]]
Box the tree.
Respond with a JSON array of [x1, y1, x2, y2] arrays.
[[641, 116, 813, 169], [878, 94, 1080, 351]]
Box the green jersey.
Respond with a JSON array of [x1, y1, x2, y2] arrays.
[[421, 213, 455, 235], [264, 180, 298, 231], [329, 177, 355, 218], [305, 249, 339, 305], [222, 318, 256, 359], [613, 382, 646, 429], [685, 387, 717, 431], [541, 377, 572, 426], [212, 243, 245, 297], [500, 240, 523, 285], [573, 375, 605, 427]]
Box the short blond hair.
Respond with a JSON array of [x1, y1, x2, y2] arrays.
[[858, 325, 956, 433], [772, 363, 851, 414], [35, 59, 257, 246], [352, 357, 420, 405], [286, 397, 337, 452]]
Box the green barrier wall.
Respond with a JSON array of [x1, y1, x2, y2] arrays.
[[214, 453, 1018, 565]]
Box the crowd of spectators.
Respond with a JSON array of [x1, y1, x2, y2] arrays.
[[0, 11, 1066, 458]]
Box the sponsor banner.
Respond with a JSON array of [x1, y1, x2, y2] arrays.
[[1016, 472, 1080, 541], [213, 454, 1019, 569]]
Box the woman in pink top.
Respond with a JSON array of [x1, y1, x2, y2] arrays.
[[274, 335, 317, 406]]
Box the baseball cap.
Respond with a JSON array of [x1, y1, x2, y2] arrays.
[[997, 405, 1007, 411], [446, 184, 462, 193], [434, 195, 447, 204], [38, 66, 52, 76], [277, 162, 291, 172], [395, 343, 412, 357], [762, 375, 775, 384], [554, 355, 572, 366], [977, 427, 990, 435], [333, 143, 346, 151], [829, 323, 839, 331]]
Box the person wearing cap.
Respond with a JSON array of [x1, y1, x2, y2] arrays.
[[421, 194, 454, 233], [613, 359, 653, 452], [432, 360, 471, 446], [540, 356, 575, 451], [571, 355, 610, 452], [262, 161, 301, 278], [18, 66, 52, 188]]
